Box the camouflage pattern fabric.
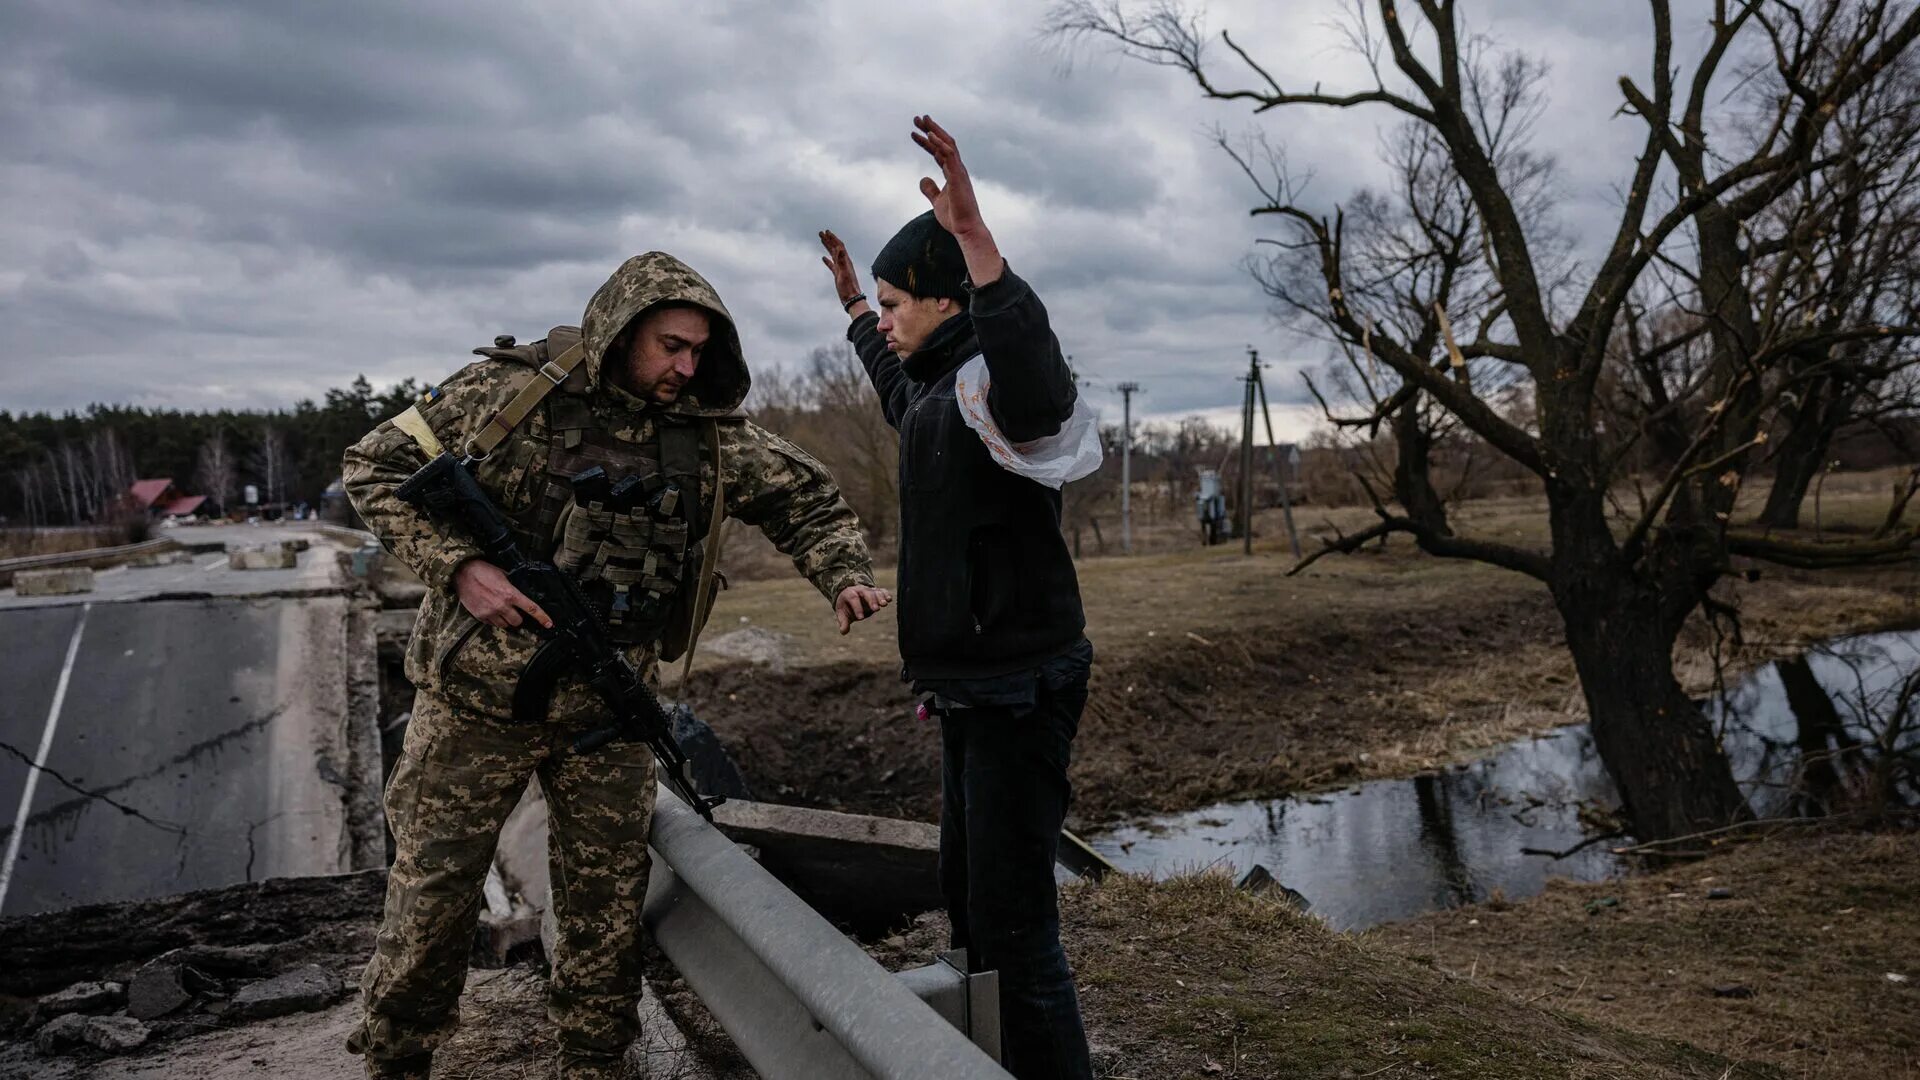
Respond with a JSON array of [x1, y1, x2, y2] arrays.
[[342, 250, 876, 724], [346, 691, 655, 1077], [340, 252, 878, 1077]]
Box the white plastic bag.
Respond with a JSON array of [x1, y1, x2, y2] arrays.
[[952, 355, 1104, 489]]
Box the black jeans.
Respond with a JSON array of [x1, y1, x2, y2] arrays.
[[938, 677, 1094, 1080]]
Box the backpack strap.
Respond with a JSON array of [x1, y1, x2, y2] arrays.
[[677, 418, 727, 688], [464, 337, 587, 459]]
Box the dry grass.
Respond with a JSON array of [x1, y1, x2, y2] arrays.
[[1374, 828, 1920, 1080], [0, 525, 132, 559], [1062, 874, 1773, 1079]]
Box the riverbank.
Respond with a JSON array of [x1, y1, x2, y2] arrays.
[[1373, 827, 1920, 1079], [688, 482, 1917, 828]]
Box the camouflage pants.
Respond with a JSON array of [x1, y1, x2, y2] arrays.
[[347, 690, 656, 1076]]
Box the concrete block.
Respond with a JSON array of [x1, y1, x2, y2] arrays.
[[226, 964, 343, 1021], [14, 567, 95, 595], [228, 545, 298, 570], [34, 1012, 87, 1055], [127, 961, 192, 1020], [78, 1015, 149, 1053], [33, 980, 125, 1023]]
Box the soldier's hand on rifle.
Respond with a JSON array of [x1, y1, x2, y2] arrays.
[[834, 583, 892, 635], [454, 559, 554, 631], [818, 230, 870, 319]]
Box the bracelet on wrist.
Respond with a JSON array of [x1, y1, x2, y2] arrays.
[[841, 292, 867, 312]]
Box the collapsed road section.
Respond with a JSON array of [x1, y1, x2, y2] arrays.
[[0, 526, 383, 916]]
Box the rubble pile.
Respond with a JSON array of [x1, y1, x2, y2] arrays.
[[0, 870, 384, 1065]]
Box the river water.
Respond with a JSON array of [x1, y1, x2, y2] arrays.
[[1087, 629, 1920, 930]]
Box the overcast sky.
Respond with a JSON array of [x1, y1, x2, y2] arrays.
[[1, 0, 1667, 439]]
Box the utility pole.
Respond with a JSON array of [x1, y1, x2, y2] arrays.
[[1239, 349, 1257, 555], [1252, 362, 1302, 559], [1117, 381, 1141, 554]]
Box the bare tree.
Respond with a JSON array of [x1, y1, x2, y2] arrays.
[[195, 429, 238, 517], [252, 424, 287, 509], [1748, 50, 1920, 527], [1057, 0, 1920, 840]]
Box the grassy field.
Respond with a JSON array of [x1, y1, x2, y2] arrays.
[[666, 469, 1919, 1079], [685, 473, 1917, 826]]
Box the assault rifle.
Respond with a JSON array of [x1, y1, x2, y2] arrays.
[[395, 451, 724, 820]]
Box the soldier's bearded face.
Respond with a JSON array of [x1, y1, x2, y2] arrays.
[[621, 306, 711, 403], [874, 278, 957, 359]]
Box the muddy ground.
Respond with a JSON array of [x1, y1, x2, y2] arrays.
[[0, 865, 1779, 1080], [1374, 828, 1920, 1080]]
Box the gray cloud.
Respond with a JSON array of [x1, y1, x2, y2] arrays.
[[2, 0, 1669, 439]]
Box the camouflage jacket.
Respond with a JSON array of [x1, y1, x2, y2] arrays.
[[344, 252, 875, 723]]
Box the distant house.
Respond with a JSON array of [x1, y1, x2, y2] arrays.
[[128, 478, 208, 519]]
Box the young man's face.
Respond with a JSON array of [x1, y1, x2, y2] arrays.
[[874, 278, 958, 359], [621, 306, 711, 403]]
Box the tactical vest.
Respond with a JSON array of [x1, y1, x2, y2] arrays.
[[456, 326, 728, 662]]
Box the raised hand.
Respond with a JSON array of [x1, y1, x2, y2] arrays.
[[818, 229, 870, 318], [912, 115, 985, 238]]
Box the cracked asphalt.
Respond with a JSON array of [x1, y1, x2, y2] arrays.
[[0, 528, 380, 915]]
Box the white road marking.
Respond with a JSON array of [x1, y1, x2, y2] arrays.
[[0, 602, 91, 914]]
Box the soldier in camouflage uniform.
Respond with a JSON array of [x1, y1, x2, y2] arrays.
[[342, 251, 889, 1079]]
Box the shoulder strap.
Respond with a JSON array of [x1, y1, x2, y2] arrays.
[[677, 418, 727, 688], [464, 337, 587, 459]]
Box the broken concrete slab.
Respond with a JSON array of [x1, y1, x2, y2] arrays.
[[711, 799, 943, 931], [0, 871, 384, 1000], [78, 1015, 148, 1053], [126, 962, 193, 1021], [226, 965, 343, 1021], [33, 981, 125, 1022], [33, 1012, 87, 1055], [14, 568, 95, 596], [228, 545, 298, 570]]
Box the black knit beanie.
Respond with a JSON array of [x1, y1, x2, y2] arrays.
[[871, 210, 968, 301]]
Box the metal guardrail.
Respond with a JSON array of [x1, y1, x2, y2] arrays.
[[644, 790, 1011, 1079], [0, 538, 179, 585], [310, 522, 377, 546]]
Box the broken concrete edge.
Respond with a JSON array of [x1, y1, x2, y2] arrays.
[[0, 869, 386, 999], [343, 600, 387, 871]]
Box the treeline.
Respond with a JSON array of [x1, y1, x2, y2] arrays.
[[0, 377, 422, 524]]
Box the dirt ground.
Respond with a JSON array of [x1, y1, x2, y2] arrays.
[[863, 875, 1775, 1080], [1373, 828, 1920, 1080], [687, 481, 1918, 828]]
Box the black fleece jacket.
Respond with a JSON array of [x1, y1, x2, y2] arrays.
[[849, 266, 1088, 680]]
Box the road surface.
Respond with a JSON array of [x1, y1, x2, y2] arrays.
[[0, 526, 381, 915]]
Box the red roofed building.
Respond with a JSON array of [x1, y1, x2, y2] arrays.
[[129, 479, 176, 509], [126, 479, 208, 520]]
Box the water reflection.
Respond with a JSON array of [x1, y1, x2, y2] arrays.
[[1089, 629, 1920, 931], [1719, 631, 1920, 816]]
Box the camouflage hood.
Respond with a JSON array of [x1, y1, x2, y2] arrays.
[[580, 251, 750, 416]]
